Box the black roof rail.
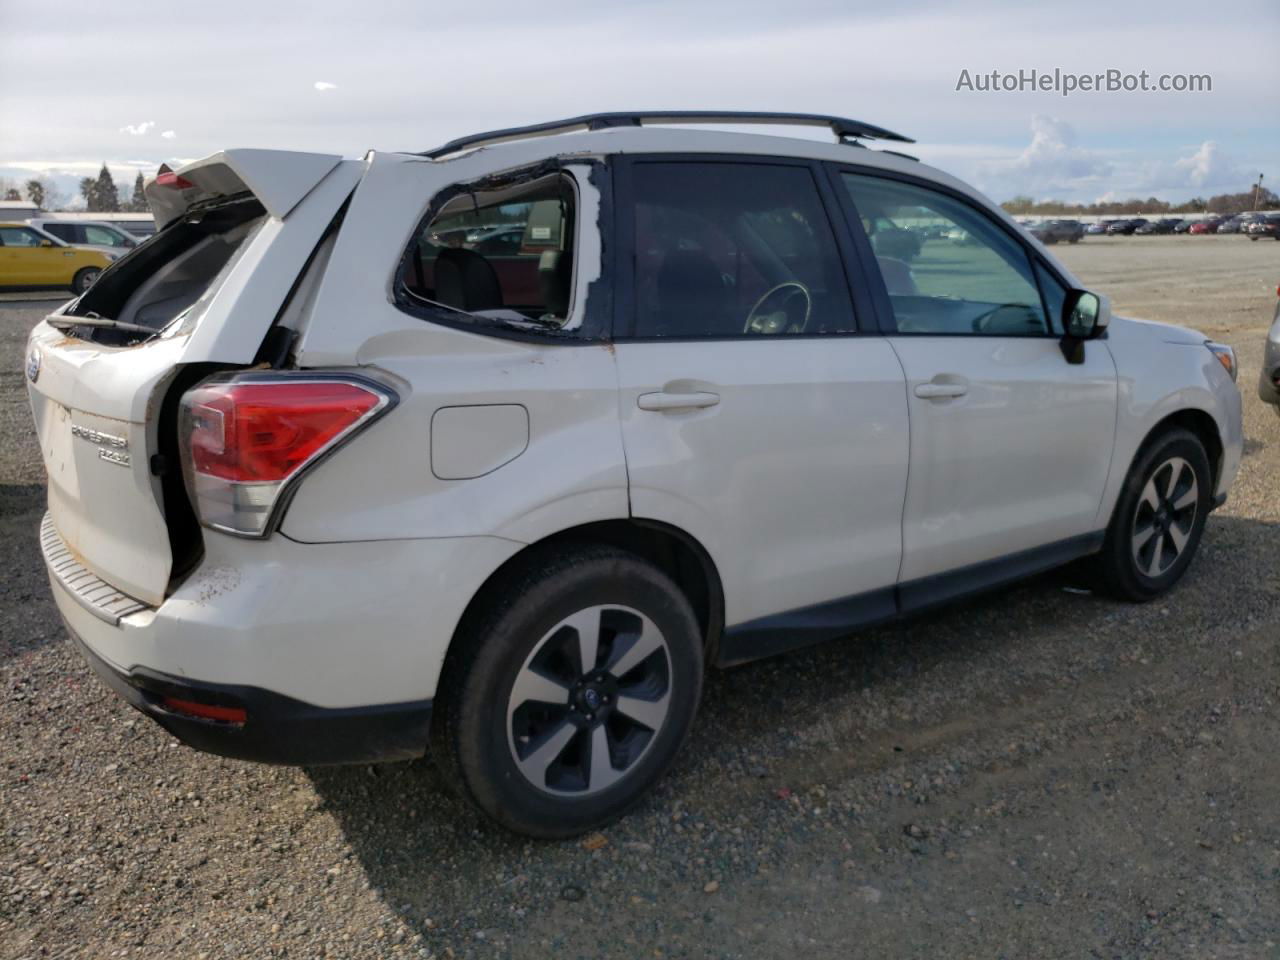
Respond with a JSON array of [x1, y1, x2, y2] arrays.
[[418, 111, 914, 159]]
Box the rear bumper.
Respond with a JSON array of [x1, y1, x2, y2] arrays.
[[39, 512, 522, 764], [65, 622, 432, 765]]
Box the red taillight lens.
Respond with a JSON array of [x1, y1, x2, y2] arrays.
[[155, 171, 194, 189], [188, 381, 382, 483], [179, 376, 392, 537]]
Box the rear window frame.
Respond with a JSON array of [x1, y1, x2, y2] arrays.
[[391, 160, 609, 344]]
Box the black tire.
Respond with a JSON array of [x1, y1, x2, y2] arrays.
[[1092, 428, 1212, 601], [432, 543, 704, 838], [71, 267, 101, 295]]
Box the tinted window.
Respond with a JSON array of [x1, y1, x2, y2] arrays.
[[42, 223, 79, 243], [840, 173, 1050, 337], [629, 162, 854, 338]]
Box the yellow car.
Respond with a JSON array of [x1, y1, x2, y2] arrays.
[[0, 222, 112, 295]]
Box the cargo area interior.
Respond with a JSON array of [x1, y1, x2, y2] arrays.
[[63, 196, 266, 346]]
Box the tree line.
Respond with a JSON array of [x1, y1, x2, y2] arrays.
[[1001, 186, 1280, 218], [1, 165, 151, 213]]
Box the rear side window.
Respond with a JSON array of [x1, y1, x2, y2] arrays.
[[839, 173, 1050, 337], [42, 223, 80, 243], [401, 172, 576, 324], [626, 162, 854, 338]]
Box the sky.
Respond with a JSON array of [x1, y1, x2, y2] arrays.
[[0, 0, 1276, 207]]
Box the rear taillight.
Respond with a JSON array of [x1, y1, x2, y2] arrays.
[[178, 374, 394, 537], [155, 171, 195, 189]]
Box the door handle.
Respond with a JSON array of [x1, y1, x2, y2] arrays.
[[914, 381, 968, 399], [637, 391, 721, 411]]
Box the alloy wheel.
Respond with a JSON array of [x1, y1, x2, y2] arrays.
[[506, 605, 672, 797], [1131, 456, 1198, 578]]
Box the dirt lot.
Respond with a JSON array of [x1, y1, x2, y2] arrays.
[[2, 234, 1278, 959]]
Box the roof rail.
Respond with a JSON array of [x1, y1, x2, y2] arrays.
[[418, 111, 914, 159]]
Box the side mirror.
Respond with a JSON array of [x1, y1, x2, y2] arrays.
[[1059, 290, 1110, 363]]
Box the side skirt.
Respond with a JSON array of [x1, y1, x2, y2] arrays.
[[716, 532, 1104, 668]]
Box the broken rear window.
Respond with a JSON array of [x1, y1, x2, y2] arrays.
[[400, 171, 576, 328]]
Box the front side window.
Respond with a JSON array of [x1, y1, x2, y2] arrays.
[[628, 162, 854, 338], [0, 227, 47, 247], [401, 172, 576, 325], [840, 173, 1051, 337], [85, 224, 130, 246]]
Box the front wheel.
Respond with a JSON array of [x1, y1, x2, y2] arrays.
[[433, 544, 704, 838], [71, 267, 101, 295], [1091, 428, 1211, 601]]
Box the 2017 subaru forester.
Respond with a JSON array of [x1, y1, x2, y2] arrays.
[[26, 112, 1243, 837]]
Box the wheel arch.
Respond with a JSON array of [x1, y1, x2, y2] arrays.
[[444, 519, 726, 679], [1139, 407, 1224, 490]]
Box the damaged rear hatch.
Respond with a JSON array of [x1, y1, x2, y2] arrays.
[[27, 149, 360, 607]]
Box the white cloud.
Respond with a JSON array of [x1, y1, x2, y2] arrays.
[[970, 115, 1110, 199], [1172, 141, 1245, 190], [1009, 115, 1111, 183], [160, 130, 177, 139], [314, 81, 338, 92], [119, 120, 156, 136]]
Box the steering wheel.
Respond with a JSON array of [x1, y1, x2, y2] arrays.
[[744, 281, 812, 335], [972, 302, 1037, 334]]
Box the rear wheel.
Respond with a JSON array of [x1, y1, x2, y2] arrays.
[[1092, 428, 1211, 601], [71, 267, 101, 295], [433, 544, 704, 838]]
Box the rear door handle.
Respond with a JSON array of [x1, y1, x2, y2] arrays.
[[637, 391, 721, 411], [914, 381, 968, 399]]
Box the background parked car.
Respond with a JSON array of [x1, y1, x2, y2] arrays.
[[1030, 219, 1084, 244], [1172, 219, 1196, 234], [1260, 285, 1280, 414], [1107, 218, 1149, 236], [867, 218, 923, 260], [1246, 215, 1280, 241], [1135, 218, 1182, 235], [1086, 219, 1118, 235], [1189, 218, 1223, 235], [0, 222, 110, 293], [28, 218, 139, 260]]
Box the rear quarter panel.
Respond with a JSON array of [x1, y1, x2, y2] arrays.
[[283, 153, 629, 545]]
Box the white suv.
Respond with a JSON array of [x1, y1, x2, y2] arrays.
[[26, 113, 1243, 837]]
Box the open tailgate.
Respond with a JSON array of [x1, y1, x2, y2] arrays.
[[30, 150, 360, 607]]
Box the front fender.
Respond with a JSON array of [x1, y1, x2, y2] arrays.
[[1098, 339, 1242, 524]]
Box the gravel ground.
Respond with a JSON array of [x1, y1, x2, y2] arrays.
[[2, 234, 1278, 959]]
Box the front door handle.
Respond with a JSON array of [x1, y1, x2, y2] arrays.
[[914, 381, 968, 399], [637, 391, 721, 411]]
